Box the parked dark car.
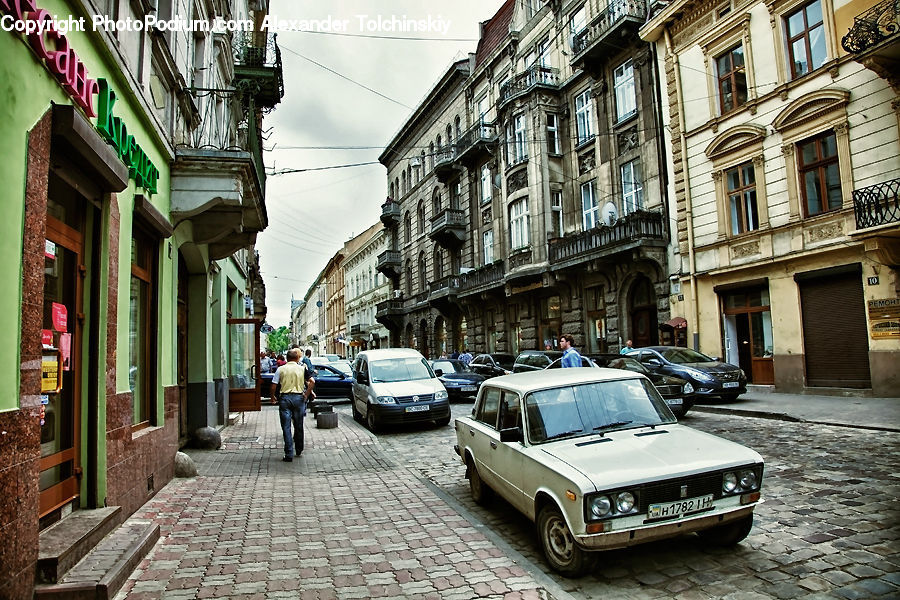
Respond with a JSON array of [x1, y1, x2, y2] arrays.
[[469, 353, 516, 378], [430, 359, 485, 400], [591, 354, 696, 417], [545, 356, 598, 369], [513, 350, 563, 372], [310, 363, 353, 401], [626, 346, 747, 401]]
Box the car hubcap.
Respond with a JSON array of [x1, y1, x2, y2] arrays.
[[546, 516, 574, 562]]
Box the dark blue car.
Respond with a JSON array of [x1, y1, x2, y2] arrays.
[[430, 359, 485, 400], [311, 363, 353, 401]]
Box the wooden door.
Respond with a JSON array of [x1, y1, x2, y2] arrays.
[[227, 319, 261, 411]]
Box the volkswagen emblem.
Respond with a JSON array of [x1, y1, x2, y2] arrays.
[[412, 395, 419, 402], [680, 485, 688, 498]]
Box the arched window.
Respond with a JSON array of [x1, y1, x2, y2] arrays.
[[404, 211, 411, 243], [454, 115, 461, 140], [446, 123, 453, 142], [433, 246, 443, 279], [417, 200, 425, 234], [432, 187, 442, 215], [389, 182, 394, 199], [395, 177, 400, 197], [428, 143, 435, 170], [418, 251, 427, 292], [401, 171, 407, 195], [405, 259, 413, 295], [407, 165, 413, 189], [436, 134, 442, 150]]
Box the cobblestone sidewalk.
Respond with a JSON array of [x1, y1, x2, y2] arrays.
[[114, 407, 550, 600]]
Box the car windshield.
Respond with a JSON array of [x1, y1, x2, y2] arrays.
[[525, 379, 675, 443], [332, 362, 352, 376], [660, 348, 715, 364], [370, 358, 435, 383], [433, 360, 469, 373], [492, 354, 516, 369]]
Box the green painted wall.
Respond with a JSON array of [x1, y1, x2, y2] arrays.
[[2, 0, 175, 483]]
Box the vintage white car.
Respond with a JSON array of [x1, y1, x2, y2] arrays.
[[454, 368, 764, 577]]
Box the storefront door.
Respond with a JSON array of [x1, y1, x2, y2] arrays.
[[722, 288, 774, 384], [227, 319, 261, 411], [40, 188, 85, 516]]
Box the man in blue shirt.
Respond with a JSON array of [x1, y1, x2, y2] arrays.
[[559, 334, 583, 368]]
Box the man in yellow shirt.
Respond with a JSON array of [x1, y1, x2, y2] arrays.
[[272, 348, 315, 462]]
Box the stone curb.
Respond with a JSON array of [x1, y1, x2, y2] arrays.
[[691, 405, 900, 433]]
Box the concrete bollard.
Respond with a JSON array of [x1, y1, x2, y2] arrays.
[[316, 411, 338, 429]]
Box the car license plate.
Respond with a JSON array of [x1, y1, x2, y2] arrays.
[[665, 398, 683, 406], [723, 381, 739, 388], [461, 386, 477, 392], [648, 494, 714, 519], [406, 405, 430, 413]]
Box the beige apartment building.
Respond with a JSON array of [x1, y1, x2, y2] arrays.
[[640, 0, 900, 394], [377, 0, 674, 357]]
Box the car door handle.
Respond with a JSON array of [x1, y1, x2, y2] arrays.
[[490, 441, 498, 449]]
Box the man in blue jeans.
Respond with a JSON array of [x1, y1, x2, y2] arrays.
[[272, 348, 315, 462]]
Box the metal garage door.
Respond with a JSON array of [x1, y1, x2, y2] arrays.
[[797, 264, 871, 388]]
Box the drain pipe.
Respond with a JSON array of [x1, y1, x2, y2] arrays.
[[664, 27, 701, 351]]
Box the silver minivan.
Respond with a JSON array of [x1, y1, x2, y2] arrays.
[[352, 348, 450, 432]]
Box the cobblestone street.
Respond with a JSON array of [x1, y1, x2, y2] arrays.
[[366, 402, 900, 599], [114, 401, 900, 599]]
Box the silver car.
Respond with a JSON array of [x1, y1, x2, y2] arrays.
[[454, 368, 764, 577]]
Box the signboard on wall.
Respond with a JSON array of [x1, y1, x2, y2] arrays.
[[867, 298, 900, 339]]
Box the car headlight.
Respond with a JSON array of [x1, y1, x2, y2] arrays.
[[723, 472, 738, 493], [590, 495, 612, 518], [435, 390, 448, 400], [375, 396, 396, 404], [615, 491, 635, 513], [739, 469, 757, 490], [683, 382, 694, 394], [685, 368, 715, 382], [739, 369, 747, 380]]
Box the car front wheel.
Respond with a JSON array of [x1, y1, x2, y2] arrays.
[[697, 514, 753, 546], [537, 505, 595, 577], [366, 405, 380, 433]]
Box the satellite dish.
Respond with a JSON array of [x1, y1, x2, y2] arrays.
[[602, 202, 618, 225]]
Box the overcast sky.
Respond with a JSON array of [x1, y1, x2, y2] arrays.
[[258, 0, 507, 327]]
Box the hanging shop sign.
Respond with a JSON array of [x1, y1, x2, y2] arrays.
[[868, 298, 900, 339], [2, 1, 160, 193], [51, 302, 67, 332]]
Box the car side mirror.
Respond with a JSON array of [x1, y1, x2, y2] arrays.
[[357, 373, 368, 385], [712, 356, 721, 362], [434, 369, 443, 377], [500, 427, 523, 443], [647, 359, 662, 367]]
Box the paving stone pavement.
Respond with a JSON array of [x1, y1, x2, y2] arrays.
[[114, 406, 552, 600], [366, 402, 900, 600]]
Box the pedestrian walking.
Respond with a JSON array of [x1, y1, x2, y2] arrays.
[[620, 339, 634, 354], [259, 351, 272, 373], [559, 334, 583, 368], [459, 349, 473, 366], [272, 348, 315, 462], [302, 348, 315, 375]]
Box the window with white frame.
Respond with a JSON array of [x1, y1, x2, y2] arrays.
[[622, 159, 644, 214], [575, 89, 593, 145], [551, 191, 563, 238], [509, 198, 529, 250], [547, 114, 560, 154], [483, 229, 494, 265], [726, 161, 759, 234], [569, 5, 586, 34], [581, 181, 600, 229], [614, 61, 636, 122], [481, 164, 492, 205], [537, 37, 550, 68], [507, 114, 528, 164]]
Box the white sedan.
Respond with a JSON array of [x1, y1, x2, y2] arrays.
[[454, 368, 764, 577]]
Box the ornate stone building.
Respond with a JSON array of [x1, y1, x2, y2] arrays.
[[641, 0, 900, 394], [377, 0, 673, 357]]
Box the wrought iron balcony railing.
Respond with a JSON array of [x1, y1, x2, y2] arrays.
[[853, 178, 900, 229], [459, 261, 506, 294], [549, 210, 665, 265], [428, 275, 461, 294], [841, 0, 900, 54], [499, 66, 560, 106], [232, 31, 284, 106], [572, 0, 648, 56]]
